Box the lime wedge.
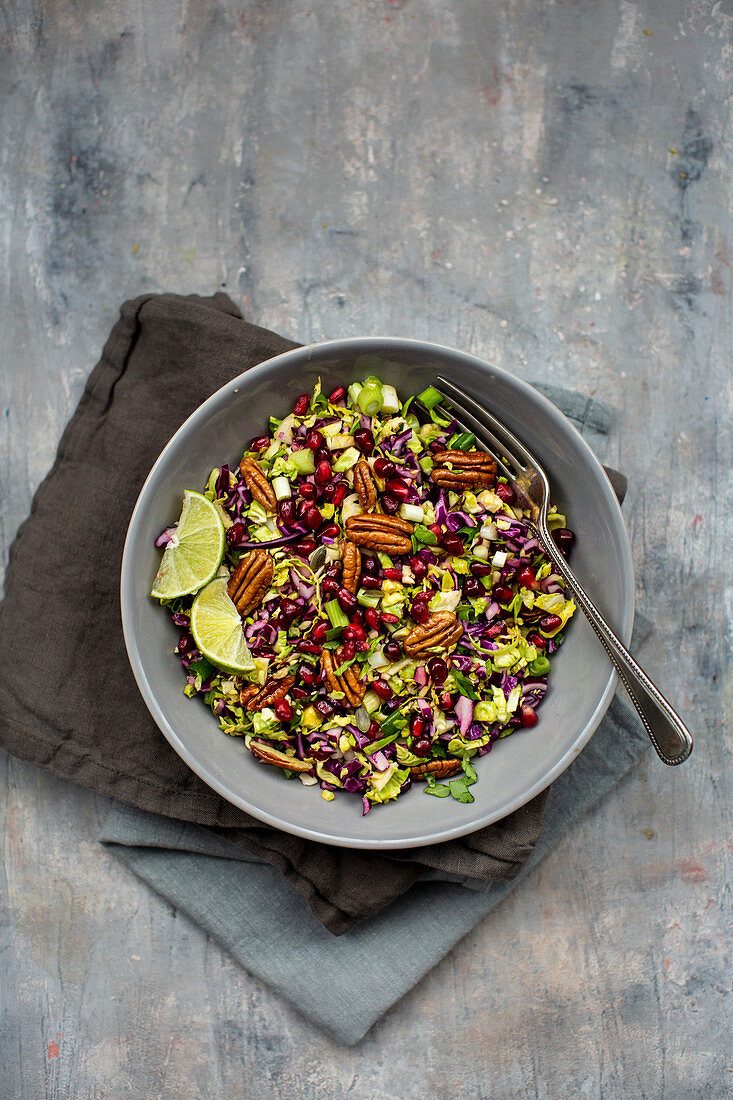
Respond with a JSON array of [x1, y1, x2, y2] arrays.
[[151, 490, 225, 600], [190, 577, 255, 674]]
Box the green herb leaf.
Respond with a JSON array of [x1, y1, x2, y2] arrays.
[[414, 524, 438, 545], [448, 777, 475, 803], [424, 782, 451, 797], [452, 670, 479, 701]]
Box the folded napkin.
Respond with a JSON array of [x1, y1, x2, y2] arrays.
[[100, 695, 649, 1044], [0, 292, 630, 937]]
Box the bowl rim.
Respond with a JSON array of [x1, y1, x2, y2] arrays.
[[121, 336, 634, 849]]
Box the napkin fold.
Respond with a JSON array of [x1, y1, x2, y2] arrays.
[[0, 292, 631, 937]]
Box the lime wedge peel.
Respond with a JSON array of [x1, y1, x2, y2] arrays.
[[150, 491, 225, 601], [190, 577, 255, 675]]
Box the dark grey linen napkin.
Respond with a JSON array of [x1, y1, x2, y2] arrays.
[[0, 292, 627, 934]]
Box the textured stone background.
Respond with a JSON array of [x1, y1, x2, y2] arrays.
[[1, 1, 731, 1096]]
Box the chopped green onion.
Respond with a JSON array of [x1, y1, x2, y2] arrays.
[[448, 431, 476, 451], [290, 448, 315, 475], [272, 475, 291, 501], [325, 600, 349, 630], [529, 655, 551, 675], [380, 384, 400, 414], [417, 385, 443, 410], [357, 382, 383, 416], [347, 381, 363, 405]]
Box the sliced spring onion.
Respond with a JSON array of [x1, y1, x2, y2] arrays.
[[272, 476, 291, 501], [417, 385, 443, 410], [356, 382, 383, 416]]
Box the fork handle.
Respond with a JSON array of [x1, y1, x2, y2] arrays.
[[537, 524, 693, 765]]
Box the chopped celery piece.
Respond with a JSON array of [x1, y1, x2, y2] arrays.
[[290, 448, 315, 475], [357, 589, 381, 608], [325, 599, 349, 629]]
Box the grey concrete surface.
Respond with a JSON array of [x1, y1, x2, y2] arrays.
[[1, 1, 731, 1096]]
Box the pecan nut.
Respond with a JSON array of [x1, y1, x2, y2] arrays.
[[403, 611, 463, 657], [409, 758, 463, 780], [340, 539, 362, 594], [345, 513, 413, 556], [240, 675, 295, 712], [353, 460, 377, 512], [430, 449, 496, 492], [228, 549, 274, 616], [321, 648, 366, 707], [249, 739, 312, 773], [239, 457, 277, 512]]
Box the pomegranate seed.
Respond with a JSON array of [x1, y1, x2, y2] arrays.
[[306, 429, 325, 450], [410, 715, 426, 738], [463, 577, 483, 599], [440, 690, 453, 708], [298, 663, 316, 684], [410, 556, 428, 579], [368, 720, 381, 738], [299, 482, 316, 500], [371, 679, 393, 701], [291, 686, 309, 700], [226, 522, 246, 545], [412, 590, 430, 603], [470, 561, 492, 577], [364, 607, 380, 631], [297, 639, 321, 654], [552, 527, 576, 553], [496, 482, 516, 504], [278, 499, 296, 525], [304, 505, 322, 530], [381, 612, 399, 624], [386, 477, 410, 500], [332, 484, 347, 506], [322, 577, 340, 595], [411, 600, 430, 624], [249, 435, 269, 451], [520, 705, 539, 728], [356, 639, 370, 653], [441, 532, 464, 556], [539, 613, 563, 634], [493, 584, 514, 603], [340, 639, 356, 661], [312, 621, 329, 642], [361, 575, 382, 590], [354, 428, 375, 454], [373, 456, 395, 478], [293, 394, 310, 416], [337, 587, 358, 613], [177, 634, 193, 653], [427, 657, 448, 684], [343, 622, 366, 643], [315, 460, 332, 486], [518, 566, 538, 590], [314, 698, 335, 718], [383, 567, 402, 580], [429, 439, 444, 454], [329, 385, 347, 404], [527, 630, 546, 649], [381, 493, 400, 515], [486, 621, 505, 639], [294, 538, 317, 557], [429, 523, 443, 540], [321, 481, 336, 500], [412, 737, 432, 756], [280, 597, 301, 622], [383, 641, 402, 661], [319, 522, 340, 539], [362, 556, 378, 574], [274, 698, 293, 722]]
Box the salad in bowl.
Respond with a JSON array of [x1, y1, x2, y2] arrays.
[[151, 376, 576, 814]]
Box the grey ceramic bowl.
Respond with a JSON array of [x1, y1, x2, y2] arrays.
[[121, 338, 634, 849]]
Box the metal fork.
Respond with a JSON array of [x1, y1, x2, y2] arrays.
[[427, 375, 693, 766]]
